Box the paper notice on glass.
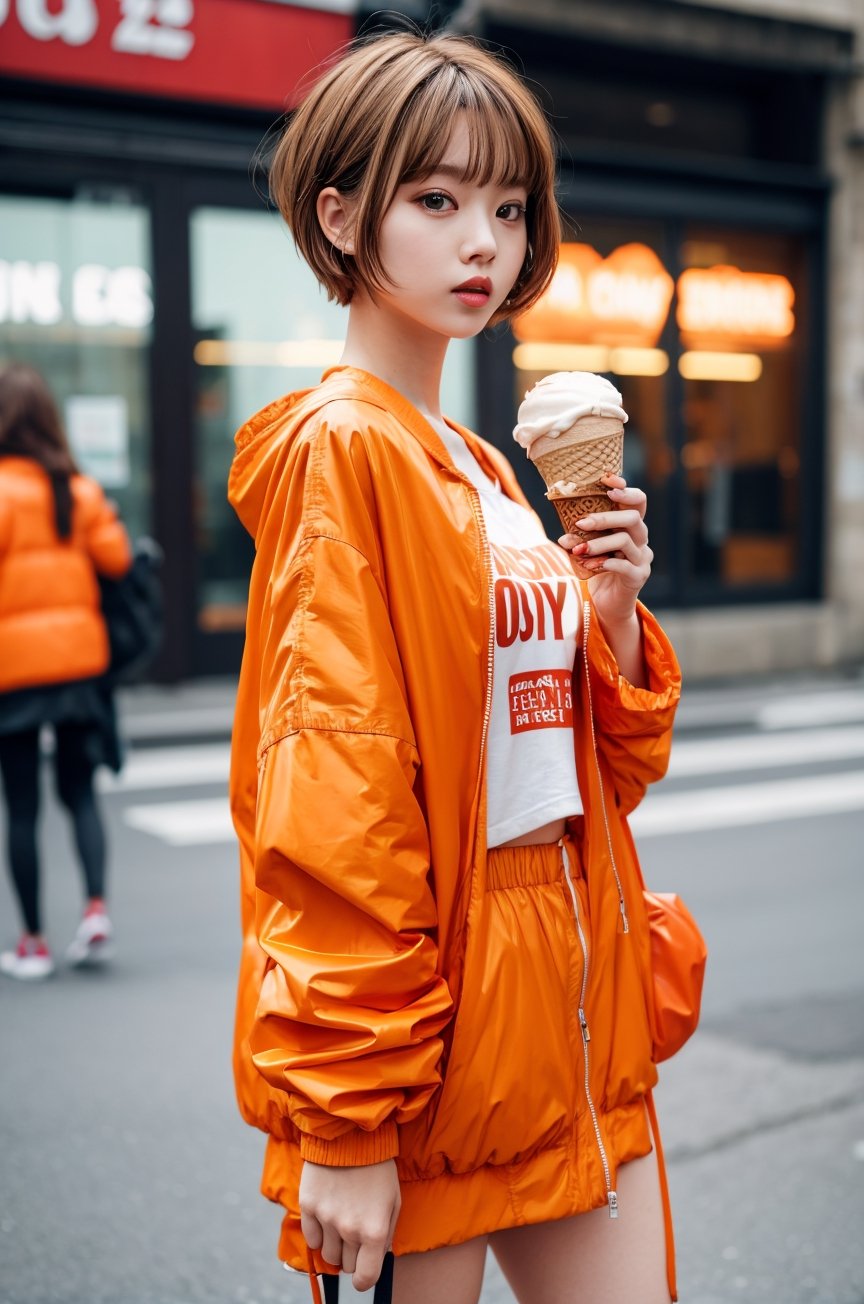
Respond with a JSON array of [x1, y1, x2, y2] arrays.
[[66, 396, 130, 489]]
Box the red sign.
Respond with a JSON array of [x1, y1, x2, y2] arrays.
[[0, 0, 354, 111]]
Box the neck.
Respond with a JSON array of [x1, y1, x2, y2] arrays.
[[338, 293, 449, 422]]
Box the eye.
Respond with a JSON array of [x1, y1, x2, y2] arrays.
[[418, 191, 455, 213], [497, 202, 526, 222]]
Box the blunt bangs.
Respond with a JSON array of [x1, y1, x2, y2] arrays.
[[396, 69, 546, 194]]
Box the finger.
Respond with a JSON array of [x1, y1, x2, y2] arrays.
[[341, 1241, 359, 1276], [586, 555, 652, 583], [607, 484, 647, 518], [601, 473, 627, 490], [572, 509, 646, 537], [301, 1211, 324, 1252], [353, 1234, 389, 1293], [575, 531, 644, 561], [321, 1228, 343, 1268]]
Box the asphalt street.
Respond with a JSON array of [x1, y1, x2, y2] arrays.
[[1, 672, 863, 1304]]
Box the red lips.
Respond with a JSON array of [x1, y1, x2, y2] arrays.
[[453, 277, 492, 294]]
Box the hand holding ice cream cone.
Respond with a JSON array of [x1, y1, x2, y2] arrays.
[[513, 371, 628, 579]]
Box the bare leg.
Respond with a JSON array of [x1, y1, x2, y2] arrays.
[[490, 1153, 670, 1304], [392, 1234, 488, 1304]]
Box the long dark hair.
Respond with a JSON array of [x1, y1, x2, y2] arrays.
[[0, 363, 80, 539]]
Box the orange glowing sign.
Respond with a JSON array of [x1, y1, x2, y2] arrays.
[[677, 265, 795, 343], [514, 245, 797, 352], [513, 243, 675, 347]]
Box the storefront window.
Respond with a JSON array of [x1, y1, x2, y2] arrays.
[[512, 218, 674, 587], [679, 225, 805, 591], [509, 214, 809, 603], [0, 190, 152, 538], [190, 206, 477, 632]]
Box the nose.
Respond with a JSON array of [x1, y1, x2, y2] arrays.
[[460, 207, 497, 264]]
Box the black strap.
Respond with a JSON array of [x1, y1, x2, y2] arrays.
[[320, 1252, 394, 1303]]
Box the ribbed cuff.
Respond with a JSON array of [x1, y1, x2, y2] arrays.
[[299, 1121, 399, 1167]]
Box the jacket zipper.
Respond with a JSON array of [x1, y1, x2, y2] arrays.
[[456, 472, 494, 811], [560, 843, 618, 1219], [581, 597, 629, 933], [472, 494, 496, 769]]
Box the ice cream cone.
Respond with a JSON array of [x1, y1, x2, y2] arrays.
[[530, 415, 624, 506], [513, 374, 628, 582], [531, 416, 624, 577]]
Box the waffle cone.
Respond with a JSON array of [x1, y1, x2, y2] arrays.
[[525, 416, 625, 580], [528, 416, 624, 490]]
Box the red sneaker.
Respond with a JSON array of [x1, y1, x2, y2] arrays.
[[67, 904, 114, 967], [0, 935, 55, 981]]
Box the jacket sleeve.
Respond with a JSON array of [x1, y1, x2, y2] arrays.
[[582, 595, 681, 817], [246, 428, 454, 1167], [76, 478, 132, 577]]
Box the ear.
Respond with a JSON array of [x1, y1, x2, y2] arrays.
[[317, 188, 356, 255]]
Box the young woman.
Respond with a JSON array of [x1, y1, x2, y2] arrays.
[[229, 32, 681, 1304], [0, 363, 131, 979]]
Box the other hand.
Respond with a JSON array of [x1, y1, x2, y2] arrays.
[[559, 474, 653, 626], [300, 1158, 401, 1292]]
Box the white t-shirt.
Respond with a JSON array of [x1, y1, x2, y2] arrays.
[[433, 420, 584, 847]]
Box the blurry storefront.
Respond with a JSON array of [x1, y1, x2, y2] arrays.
[[2, 0, 863, 680], [0, 0, 365, 679], [457, 0, 864, 677]]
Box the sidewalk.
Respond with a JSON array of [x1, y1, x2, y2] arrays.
[[117, 664, 864, 745]]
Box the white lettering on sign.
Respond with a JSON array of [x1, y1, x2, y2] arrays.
[[13, 0, 98, 45], [112, 0, 194, 60], [677, 267, 795, 340], [0, 260, 153, 328], [588, 267, 671, 330], [0, 0, 194, 59], [73, 265, 154, 327], [0, 261, 62, 324]]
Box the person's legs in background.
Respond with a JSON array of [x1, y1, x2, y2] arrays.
[[0, 728, 54, 979], [54, 721, 113, 966]]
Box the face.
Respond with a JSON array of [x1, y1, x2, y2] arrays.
[[364, 116, 529, 342]]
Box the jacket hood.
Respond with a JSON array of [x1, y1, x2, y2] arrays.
[[228, 365, 534, 544], [228, 387, 317, 540]]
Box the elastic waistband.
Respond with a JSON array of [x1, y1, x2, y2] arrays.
[[486, 836, 583, 891]]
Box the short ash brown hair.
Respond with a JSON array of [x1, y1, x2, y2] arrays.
[[269, 32, 560, 326]]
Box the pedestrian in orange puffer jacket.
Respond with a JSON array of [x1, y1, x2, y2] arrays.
[[229, 32, 683, 1304], [0, 363, 131, 980]]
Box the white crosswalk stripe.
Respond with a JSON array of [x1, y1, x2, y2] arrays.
[[757, 691, 864, 731], [667, 726, 864, 777], [115, 724, 864, 845], [124, 798, 234, 846], [630, 770, 864, 838], [98, 743, 229, 793]]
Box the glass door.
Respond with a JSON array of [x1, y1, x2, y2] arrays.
[[189, 202, 347, 638], [189, 198, 477, 652], [0, 187, 153, 537]]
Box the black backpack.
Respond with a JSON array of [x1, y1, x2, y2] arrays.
[[99, 537, 164, 685]]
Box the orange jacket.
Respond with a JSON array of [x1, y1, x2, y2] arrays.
[[228, 367, 681, 1268], [0, 456, 131, 693]]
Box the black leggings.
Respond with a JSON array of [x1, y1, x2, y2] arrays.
[[0, 724, 106, 935]]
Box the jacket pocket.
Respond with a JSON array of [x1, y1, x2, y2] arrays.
[[598, 922, 656, 1111], [408, 876, 582, 1175]]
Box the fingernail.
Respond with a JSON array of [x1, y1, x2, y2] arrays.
[[572, 542, 588, 555], [575, 517, 592, 528]]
